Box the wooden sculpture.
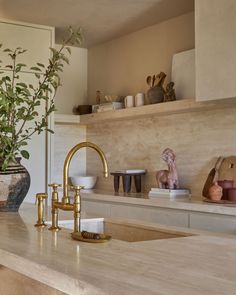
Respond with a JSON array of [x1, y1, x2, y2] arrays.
[[164, 82, 176, 102], [156, 148, 179, 189]]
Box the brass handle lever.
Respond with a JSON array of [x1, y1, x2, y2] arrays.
[[70, 185, 84, 194], [70, 185, 84, 233], [48, 183, 62, 232], [48, 183, 62, 192]]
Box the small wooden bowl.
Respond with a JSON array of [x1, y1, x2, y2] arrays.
[[73, 105, 92, 115]]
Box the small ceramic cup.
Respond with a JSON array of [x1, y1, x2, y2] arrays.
[[135, 93, 145, 107], [124, 95, 134, 108], [227, 187, 236, 202], [218, 180, 234, 200]]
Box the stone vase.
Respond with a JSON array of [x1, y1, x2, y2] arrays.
[[0, 158, 30, 212]]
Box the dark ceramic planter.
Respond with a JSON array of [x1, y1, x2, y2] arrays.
[[0, 158, 30, 212]]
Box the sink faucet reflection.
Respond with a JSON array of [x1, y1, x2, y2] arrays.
[[48, 142, 109, 234]]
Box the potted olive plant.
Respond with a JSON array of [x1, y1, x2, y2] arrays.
[[0, 27, 82, 211]]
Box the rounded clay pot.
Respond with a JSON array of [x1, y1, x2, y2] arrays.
[[147, 86, 164, 104], [0, 158, 30, 212], [208, 182, 223, 201]]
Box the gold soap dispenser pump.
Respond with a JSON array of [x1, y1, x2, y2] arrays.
[[34, 193, 48, 228]]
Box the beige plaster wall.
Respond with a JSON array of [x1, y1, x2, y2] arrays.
[[55, 45, 87, 114], [86, 11, 236, 199], [87, 107, 236, 199], [195, 0, 236, 101], [53, 124, 86, 190], [88, 12, 194, 103]]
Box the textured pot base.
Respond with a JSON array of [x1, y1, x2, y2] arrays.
[[0, 159, 30, 212]]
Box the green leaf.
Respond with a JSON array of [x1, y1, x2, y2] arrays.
[[19, 141, 27, 146], [36, 63, 45, 68], [61, 54, 69, 64], [46, 128, 54, 134], [16, 63, 26, 67], [66, 47, 71, 54], [35, 73, 41, 79], [20, 150, 30, 159], [30, 66, 41, 72], [16, 82, 27, 88], [3, 49, 12, 53], [49, 47, 58, 55]]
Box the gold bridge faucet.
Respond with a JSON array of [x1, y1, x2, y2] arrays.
[[48, 142, 109, 233]]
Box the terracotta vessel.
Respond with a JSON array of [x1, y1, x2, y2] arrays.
[[0, 158, 30, 212], [208, 182, 223, 201], [218, 180, 234, 200]]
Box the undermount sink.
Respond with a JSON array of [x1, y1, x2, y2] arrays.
[[57, 218, 194, 242]]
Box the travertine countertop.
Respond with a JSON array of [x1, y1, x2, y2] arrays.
[[1, 203, 236, 295], [82, 191, 236, 216]]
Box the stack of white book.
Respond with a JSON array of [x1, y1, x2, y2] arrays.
[[94, 102, 124, 113], [148, 188, 191, 200]]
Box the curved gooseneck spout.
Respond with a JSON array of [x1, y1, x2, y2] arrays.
[[62, 142, 109, 204]]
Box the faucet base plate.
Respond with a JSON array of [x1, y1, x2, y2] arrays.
[[48, 226, 61, 231], [34, 222, 47, 228]]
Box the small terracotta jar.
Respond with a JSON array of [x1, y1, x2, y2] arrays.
[[218, 180, 234, 200], [227, 187, 236, 202], [208, 182, 223, 201]]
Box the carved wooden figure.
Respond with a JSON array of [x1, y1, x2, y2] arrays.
[[156, 148, 179, 189], [164, 82, 176, 102]]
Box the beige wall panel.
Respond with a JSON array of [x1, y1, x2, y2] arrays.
[[53, 124, 86, 187], [0, 21, 52, 71], [171, 49, 195, 99], [195, 0, 236, 101], [55, 46, 88, 114], [87, 107, 236, 199]]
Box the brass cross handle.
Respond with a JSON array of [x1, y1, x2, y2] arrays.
[[70, 185, 85, 195], [48, 183, 62, 192]]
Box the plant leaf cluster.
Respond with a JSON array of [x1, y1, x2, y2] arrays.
[[0, 27, 82, 169]]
